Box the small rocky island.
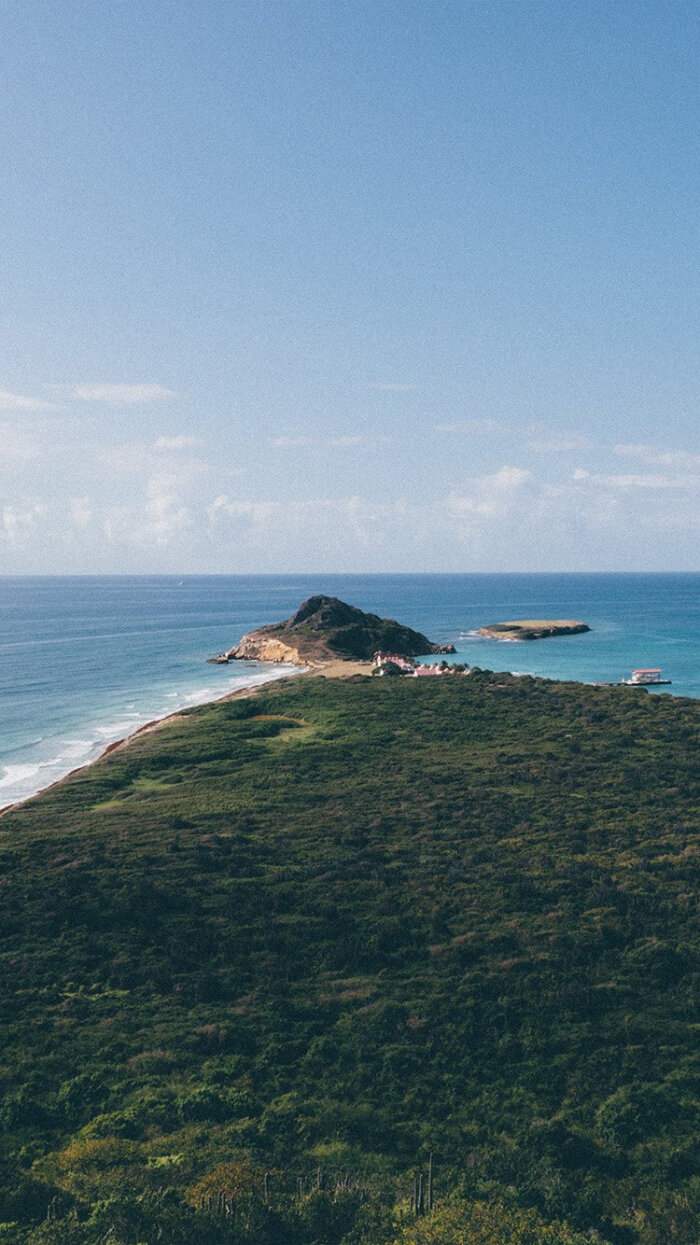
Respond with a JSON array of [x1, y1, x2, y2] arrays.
[[478, 619, 590, 641], [210, 595, 456, 665]]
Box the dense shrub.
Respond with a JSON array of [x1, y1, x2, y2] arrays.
[[0, 674, 696, 1241]]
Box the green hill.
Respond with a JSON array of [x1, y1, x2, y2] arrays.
[[0, 672, 697, 1243], [227, 595, 454, 663]]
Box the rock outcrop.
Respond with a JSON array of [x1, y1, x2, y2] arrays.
[[217, 595, 456, 665], [478, 619, 590, 641]]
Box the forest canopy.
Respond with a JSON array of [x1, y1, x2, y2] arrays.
[[0, 671, 697, 1243]]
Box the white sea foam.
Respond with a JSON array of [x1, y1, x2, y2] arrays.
[[0, 663, 302, 808], [60, 737, 93, 751], [53, 740, 96, 762], [94, 720, 141, 740], [0, 762, 46, 790]]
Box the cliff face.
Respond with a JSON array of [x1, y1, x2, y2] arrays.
[[230, 636, 307, 665], [225, 595, 455, 664]]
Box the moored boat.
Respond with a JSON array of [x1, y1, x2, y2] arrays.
[[619, 668, 671, 686]]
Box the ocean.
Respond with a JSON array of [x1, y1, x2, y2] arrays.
[[1, 573, 698, 807]]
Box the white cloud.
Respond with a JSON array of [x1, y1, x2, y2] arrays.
[[102, 506, 135, 545], [64, 383, 177, 405], [0, 390, 58, 411], [207, 496, 274, 526], [448, 465, 531, 519], [490, 465, 531, 487], [206, 493, 413, 552], [613, 443, 700, 469], [436, 419, 503, 434], [207, 494, 307, 545], [529, 460, 700, 542], [101, 472, 194, 548], [144, 471, 192, 545], [15, 455, 691, 569], [1, 501, 46, 542], [69, 496, 92, 528], [572, 469, 681, 490], [153, 435, 202, 451]]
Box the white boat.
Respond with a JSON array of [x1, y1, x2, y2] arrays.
[[619, 668, 671, 686]]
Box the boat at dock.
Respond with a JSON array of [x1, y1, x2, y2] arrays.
[[618, 668, 671, 686]]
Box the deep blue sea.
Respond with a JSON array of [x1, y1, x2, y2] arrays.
[[1, 574, 698, 807]]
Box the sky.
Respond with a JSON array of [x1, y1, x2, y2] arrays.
[[0, 0, 698, 573]]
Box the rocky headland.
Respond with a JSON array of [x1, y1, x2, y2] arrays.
[[478, 619, 590, 641], [210, 595, 456, 665]]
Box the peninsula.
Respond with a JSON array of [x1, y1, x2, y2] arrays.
[[479, 618, 590, 641], [0, 672, 696, 1242], [210, 594, 456, 665]]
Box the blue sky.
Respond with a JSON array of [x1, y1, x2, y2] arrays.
[[1, 0, 698, 572]]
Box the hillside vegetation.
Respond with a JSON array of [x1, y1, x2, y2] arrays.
[[228, 595, 451, 663], [0, 672, 697, 1243]]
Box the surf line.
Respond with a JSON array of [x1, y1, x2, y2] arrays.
[[0, 665, 307, 819]]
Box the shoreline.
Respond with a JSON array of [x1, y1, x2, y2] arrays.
[[0, 659, 372, 818], [0, 649, 686, 819]]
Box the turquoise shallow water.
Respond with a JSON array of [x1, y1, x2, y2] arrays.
[[0, 574, 697, 806]]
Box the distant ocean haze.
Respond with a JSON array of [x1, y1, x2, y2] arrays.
[[0, 573, 697, 806]]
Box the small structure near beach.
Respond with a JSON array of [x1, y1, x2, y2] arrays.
[[372, 652, 418, 675], [372, 652, 469, 677]]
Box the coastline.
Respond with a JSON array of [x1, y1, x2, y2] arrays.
[[2, 577, 696, 814], [0, 659, 372, 818], [1, 620, 696, 1242]]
